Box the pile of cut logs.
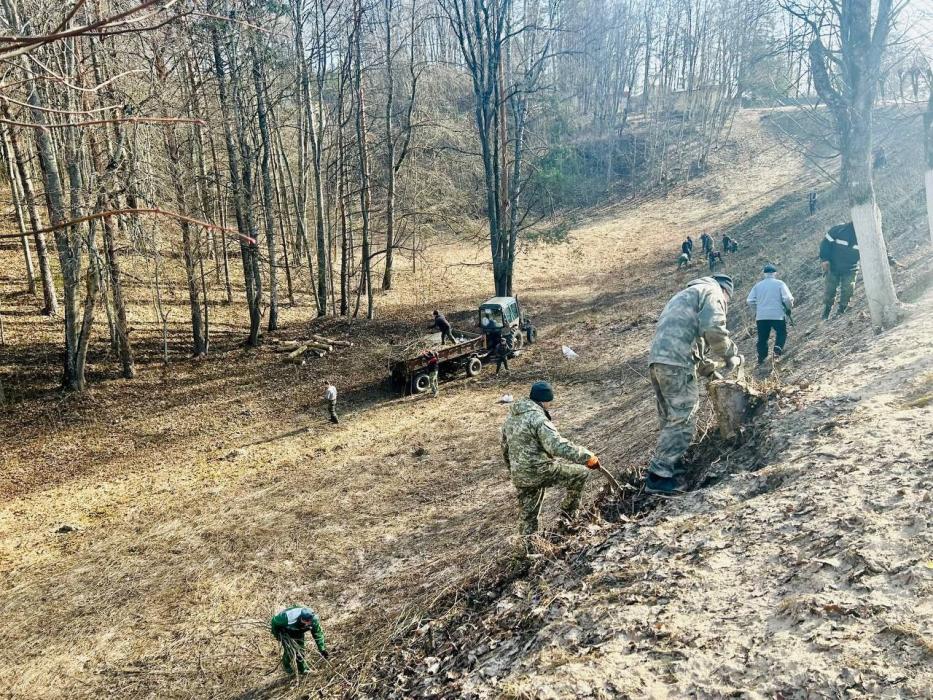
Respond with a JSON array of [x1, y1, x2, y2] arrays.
[[273, 335, 354, 364]]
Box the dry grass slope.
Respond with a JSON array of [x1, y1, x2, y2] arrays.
[[0, 108, 930, 699]]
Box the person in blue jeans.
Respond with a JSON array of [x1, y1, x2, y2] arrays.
[[746, 263, 795, 365]]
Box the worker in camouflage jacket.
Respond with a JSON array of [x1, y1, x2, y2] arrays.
[[646, 275, 743, 495], [269, 606, 328, 675], [501, 381, 601, 535]]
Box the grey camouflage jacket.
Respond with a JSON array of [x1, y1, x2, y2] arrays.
[[501, 399, 593, 488], [648, 277, 738, 369]]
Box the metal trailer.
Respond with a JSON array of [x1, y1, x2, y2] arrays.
[[389, 332, 489, 394]]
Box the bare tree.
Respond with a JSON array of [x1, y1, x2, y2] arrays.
[[786, 0, 902, 328], [925, 70, 932, 243]]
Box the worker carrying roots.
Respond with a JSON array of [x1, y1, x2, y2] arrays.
[[645, 275, 743, 495], [501, 381, 601, 535], [270, 606, 328, 675]]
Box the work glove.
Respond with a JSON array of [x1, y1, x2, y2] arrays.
[[725, 355, 744, 372], [697, 358, 717, 378], [586, 455, 601, 470]]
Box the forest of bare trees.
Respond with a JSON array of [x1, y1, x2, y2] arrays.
[[0, 0, 928, 390]]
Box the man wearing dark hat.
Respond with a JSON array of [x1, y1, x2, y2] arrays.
[[645, 275, 743, 495], [747, 264, 794, 366], [501, 381, 601, 534]]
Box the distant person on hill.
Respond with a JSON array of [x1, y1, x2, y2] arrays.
[[747, 264, 794, 366], [722, 235, 739, 253], [430, 310, 456, 345], [645, 275, 743, 495], [819, 222, 859, 320], [708, 249, 723, 272], [700, 232, 713, 255], [322, 380, 339, 424], [501, 381, 602, 535], [270, 606, 328, 675], [678, 252, 690, 269], [873, 146, 887, 170], [681, 236, 694, 260], [808, 191, 818, 216]]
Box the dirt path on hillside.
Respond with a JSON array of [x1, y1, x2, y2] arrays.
[[0, 110, 927, 699]]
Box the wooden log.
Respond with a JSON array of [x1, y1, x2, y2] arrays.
[[310, 334, 353, 347], [284, 355, 306, 365], [708, 379, 761, 439], [306, 341, 332, 352], [287, 344, 310, 359]]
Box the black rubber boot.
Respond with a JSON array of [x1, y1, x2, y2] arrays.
[[644, 473, 682, 495]]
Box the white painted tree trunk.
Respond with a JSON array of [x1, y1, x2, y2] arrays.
[[850, 201, 899, 329], [925, 169, 933, 245]]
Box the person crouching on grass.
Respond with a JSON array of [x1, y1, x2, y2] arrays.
[[270, 606, 328, 676]]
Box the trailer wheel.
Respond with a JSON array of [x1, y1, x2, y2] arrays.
[[413, 373, 431, 393], [466, 356, 483, 377]]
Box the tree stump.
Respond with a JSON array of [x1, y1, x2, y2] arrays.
[[708, 379, 760, 440]]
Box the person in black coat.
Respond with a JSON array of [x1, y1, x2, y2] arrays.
[[430, 310, 456, 345]]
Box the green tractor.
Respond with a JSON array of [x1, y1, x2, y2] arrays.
[[478, 296, 536, 350]]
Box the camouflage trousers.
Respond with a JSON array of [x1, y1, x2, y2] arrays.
[[823, 270, 856, 314], [647, 363, 699, 479], [513, 463, 590, 535]]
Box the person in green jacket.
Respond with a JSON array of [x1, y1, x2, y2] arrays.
[[501, 381, 601, 535], [269, 606, 328, 675]]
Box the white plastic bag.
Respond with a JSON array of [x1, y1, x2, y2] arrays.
[[562, 345, 579, 360], [498, 393, 514, 404]]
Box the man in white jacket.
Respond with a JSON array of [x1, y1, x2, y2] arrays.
[[747, 264, 794, 366], [322, 380, 339, 424]]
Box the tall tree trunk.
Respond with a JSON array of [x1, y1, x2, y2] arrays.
[[27, 86, 81, 387], [164, 124, 207, 355], [251, 46, 279, 331], [211, 26, 262, 346], [1, 129, 36, 295], [103, 212, 135, 377], [207, 131, 233, 303], [354, 4, 374, 319], [808, 0, 900, 329], [2, 105, 58, 314], [382, 0, 396, 291], [309, 111, 329, 316], [925, 83, 933, 244]]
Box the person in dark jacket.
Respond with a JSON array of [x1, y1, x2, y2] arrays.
[[681, 237, 694, 260], [269, 606, 328, 675], [700, 232, 713, 255], [722, 235, 738, 253], [819, 222, 859, 319], [708, 249, 723, 272], [495, 337, 511, 374], [431, 310, 456, 345]]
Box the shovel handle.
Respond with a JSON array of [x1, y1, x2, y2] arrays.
[[596, 465, 624, 495]]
